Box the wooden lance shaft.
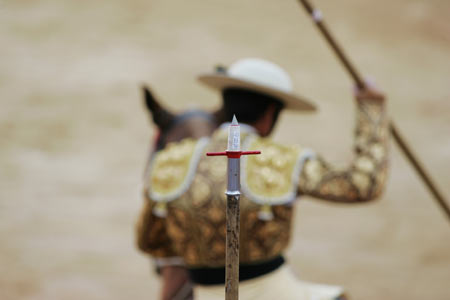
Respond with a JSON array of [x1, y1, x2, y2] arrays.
[[298, 0, 450, 222], [206, 116, 261, 300], [225, 158, 240, 300]]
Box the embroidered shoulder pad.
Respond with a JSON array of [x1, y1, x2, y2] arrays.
[[148, 137, 209, 202], [242, 136, 314, 205]]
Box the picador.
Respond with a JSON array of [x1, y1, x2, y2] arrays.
[[136, 57, 389, 300]]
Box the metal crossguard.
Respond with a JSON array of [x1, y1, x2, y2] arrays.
[[206, 150, 261, 158], [206, 115, 260, 300]]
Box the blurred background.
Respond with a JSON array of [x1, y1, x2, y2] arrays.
[[1, 0, 449, 299]]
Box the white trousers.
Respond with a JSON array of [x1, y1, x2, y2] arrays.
[[194, 265, 344, 300]]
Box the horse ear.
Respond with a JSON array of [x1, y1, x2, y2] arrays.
[[142, 85, 175, 130]]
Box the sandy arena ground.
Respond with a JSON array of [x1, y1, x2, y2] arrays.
[[1, 0, 449, 299]]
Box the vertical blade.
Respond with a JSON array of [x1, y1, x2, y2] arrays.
[[228, 115, 241, 151]]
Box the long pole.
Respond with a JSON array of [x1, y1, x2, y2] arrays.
[[297, 0, 450, 222], [225, 158, 240, 300]]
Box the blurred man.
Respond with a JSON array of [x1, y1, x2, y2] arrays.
[[136, 58, 388, 300]]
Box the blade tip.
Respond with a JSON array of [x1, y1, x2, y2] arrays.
[[232, 114, 238, 125]]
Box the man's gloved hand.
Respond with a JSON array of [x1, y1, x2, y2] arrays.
[[354, 79, 386, 105]]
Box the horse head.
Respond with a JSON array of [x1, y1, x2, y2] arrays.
[[142, 85, 225, 151]]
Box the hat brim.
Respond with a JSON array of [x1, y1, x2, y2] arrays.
[[198, 74, 317, 112]]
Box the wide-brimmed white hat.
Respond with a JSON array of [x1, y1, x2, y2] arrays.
[[198, 58, 317, 112]]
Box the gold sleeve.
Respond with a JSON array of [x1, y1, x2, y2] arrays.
[[135, 191, 178, 258], [298, 98, 389, 202]]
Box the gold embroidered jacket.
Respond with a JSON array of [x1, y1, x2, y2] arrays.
[[136, 98, 388, 267]]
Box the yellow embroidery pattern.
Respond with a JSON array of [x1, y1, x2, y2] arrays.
[[148, 138, 208, 202], [242, 137, 303, 205]]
